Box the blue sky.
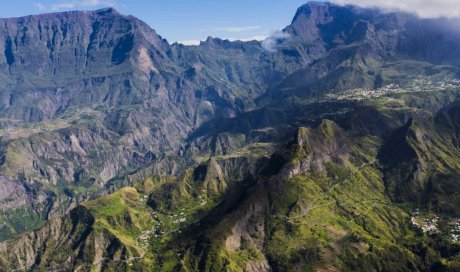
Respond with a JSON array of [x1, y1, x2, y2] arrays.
[[1, 1, 458, 44], [0, 0, 308, 44]]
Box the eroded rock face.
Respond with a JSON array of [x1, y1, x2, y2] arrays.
[[0, 8, 168, 81], [245, 260, 271, 272], [225, 195, 268, 252], [0, 175, 27, 209], [0, 206, 129, 272]]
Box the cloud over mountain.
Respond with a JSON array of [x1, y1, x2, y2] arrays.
[[331, 0, 460, 18], [34, 0, 118, 11]]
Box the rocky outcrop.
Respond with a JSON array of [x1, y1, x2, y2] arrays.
[[379, 105, 460, 214], [0, 205, 129, 272], [224, 188, 268, 253], [0, 175, 28, 209]]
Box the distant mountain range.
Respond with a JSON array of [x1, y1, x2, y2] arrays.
[[0, 2, 460, 271]]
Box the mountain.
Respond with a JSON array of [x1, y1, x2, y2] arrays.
[[0, 1, 460, 271], [0, 7, 298, 241], [259, 1, 460, 104]]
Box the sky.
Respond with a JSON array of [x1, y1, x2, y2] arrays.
[[0, 0, 459, 45]]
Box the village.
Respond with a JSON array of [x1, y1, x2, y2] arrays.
[[326, 77, 460, 101], [410, 209, 439, 234], [136, 194, 201, 250], [410, 209, 460, 243], [136, 209, 188, 248], [450, 219, 460, 243]]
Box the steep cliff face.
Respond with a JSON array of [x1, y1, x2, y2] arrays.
[[0, 187, 165, 271], [0, 205, 130, 272], [0, 8, 169, 119], [0, 8, 168, 79], [379, 106, 460, 215]]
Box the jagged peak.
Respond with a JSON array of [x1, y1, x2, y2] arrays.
[[93, 7, 120, 15], [0, 6, 125, 21], [286, 1, 384, 43], [202, 36, 231, 45], [290, 1, 389, 26], [291, 1, 333, 23], [295, 1, 331, 12], [295, 119, 341, 147]]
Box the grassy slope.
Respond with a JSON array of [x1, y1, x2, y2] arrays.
[[79, 83, 460, 271], [151, 85, 460, 271]]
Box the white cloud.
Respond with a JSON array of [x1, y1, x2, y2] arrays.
[[330, 0, 460, 18], [238, 35, 268, 42], [221, 35, 268, 42], [50, 0, 117, 11], [262, 30, 290, 52], [34, 2, 46, 11], [178, 40, 202, 46], [202, 26, 261, 33], [79, 0, 116, 7], [51, 2, 75, 10]]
